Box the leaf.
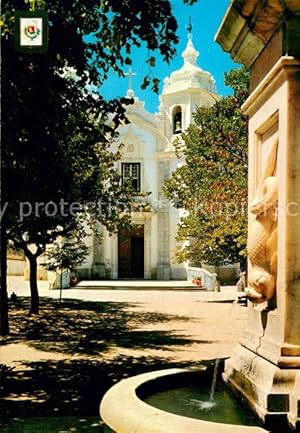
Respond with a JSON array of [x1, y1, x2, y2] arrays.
[[141, 76, 150, 90], [147, 56, 156, 67]]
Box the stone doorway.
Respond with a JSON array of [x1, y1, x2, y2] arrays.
[[118, 226, 144, 278]]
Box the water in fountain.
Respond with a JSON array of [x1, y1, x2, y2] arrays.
[[186, 359, 220, 411], [189, 398, 217, 411], [142, 300, 261, 431], [145, 377, 260, 426], [187, 299, 239, 412]]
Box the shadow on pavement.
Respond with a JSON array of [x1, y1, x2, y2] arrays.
[[0, 297, 217, 421], [0, 356, 210, 419], [2, 297, 212, 354]]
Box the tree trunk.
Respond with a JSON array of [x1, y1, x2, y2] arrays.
[[59, 269, 63, 304], [28, 255, 39, 315], [24, 244, 45, 315], [0, 229, 9, 335]]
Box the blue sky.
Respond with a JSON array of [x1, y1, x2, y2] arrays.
[[99, 0, 240, 113]]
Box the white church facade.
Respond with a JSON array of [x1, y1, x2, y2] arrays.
[[78, 35, 219, 280]]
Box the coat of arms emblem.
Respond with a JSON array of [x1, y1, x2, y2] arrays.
[[24, 23, 40, 41], [19, 17, 43, 46], [15, 11, 48, 53]]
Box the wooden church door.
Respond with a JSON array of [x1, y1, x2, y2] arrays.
[[118, 226, 144, 278]]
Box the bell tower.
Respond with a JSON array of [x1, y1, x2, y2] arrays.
[[155, 29, 219, 280], [159, 29, 219, 145]]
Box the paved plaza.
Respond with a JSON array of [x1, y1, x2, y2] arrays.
[[3, 276, 247, 366]]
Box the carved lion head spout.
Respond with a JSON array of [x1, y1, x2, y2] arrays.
[[245, 269, 275, 304]]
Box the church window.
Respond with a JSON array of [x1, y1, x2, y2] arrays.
[[173, 106, 182, 134], [122, 163, 141, 192]]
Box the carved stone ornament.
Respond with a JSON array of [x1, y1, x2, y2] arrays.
[[246, 138, 278, 304]]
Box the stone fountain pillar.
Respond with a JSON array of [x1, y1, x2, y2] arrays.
[[216, 1, 300, 430]]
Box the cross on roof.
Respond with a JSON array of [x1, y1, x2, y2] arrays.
[[124, 67, 137, 91]]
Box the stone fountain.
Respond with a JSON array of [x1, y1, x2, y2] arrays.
[[216, 0, 300, 430], [100, 1, 300, 431]]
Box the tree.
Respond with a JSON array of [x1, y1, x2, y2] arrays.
[[0, 225, 9, 335], [44, 231, 89, 303], [163, 66, 250, 267], [1, 0, 196, 332]]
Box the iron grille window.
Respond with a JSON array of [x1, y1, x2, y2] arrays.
[[122, 163, 141, 192]]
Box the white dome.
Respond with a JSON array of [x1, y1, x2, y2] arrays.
[[162, 36, 217, 95]]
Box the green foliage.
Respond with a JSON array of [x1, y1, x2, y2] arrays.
[[1, 0, 181, 84], [2, 0, 191, 254], [164, 66, 249, 267], [44, 235, 89, 272], [1, 0, 195, 317]]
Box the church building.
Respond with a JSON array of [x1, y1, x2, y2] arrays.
[[78, 34, 219, 280]]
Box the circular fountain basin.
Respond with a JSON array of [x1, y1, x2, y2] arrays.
[[100, 367, 269, 433]]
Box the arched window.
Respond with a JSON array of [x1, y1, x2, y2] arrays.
[[172, 106, 182, 134]]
